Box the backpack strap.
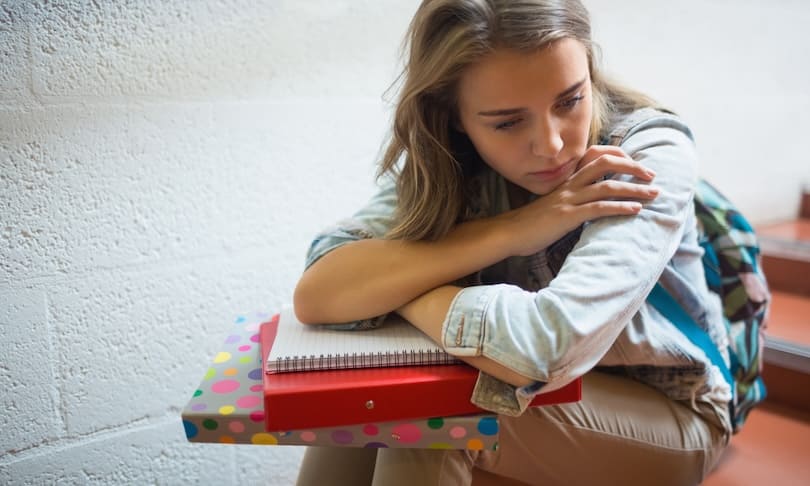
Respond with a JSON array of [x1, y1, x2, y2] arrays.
[[648, 283, 733, 389]]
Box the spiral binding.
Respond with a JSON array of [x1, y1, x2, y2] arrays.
[[271, 348, 460, 373]]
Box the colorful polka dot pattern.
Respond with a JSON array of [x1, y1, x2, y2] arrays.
[[182, 311, 500, 449]]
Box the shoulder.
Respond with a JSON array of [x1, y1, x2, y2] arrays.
[[603, 107, 694, 147], [601, 107, 700, 190]]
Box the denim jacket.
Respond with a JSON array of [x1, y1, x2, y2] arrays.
[[304, 108, 732, 434]]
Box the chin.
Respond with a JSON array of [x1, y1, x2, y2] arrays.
[[528, 181, 566, 197]]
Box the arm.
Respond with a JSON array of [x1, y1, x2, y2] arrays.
[[435, 119, 700, 413], [294, 217, 511, 324], [396, 284, 534, 388], [295, 148, 656, 325]]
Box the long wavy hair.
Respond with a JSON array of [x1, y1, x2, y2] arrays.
[[379, 0, 658, 241]]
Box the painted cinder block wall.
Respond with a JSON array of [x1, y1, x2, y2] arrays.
[[1, 1, 807, 484]]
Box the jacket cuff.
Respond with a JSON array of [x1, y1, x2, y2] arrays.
[[440, 285, 499, 357]]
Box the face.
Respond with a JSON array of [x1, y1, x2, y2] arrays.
[[456, 38, 593, 197]]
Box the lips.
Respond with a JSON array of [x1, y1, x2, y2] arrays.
[[528, 158, 576, 182]]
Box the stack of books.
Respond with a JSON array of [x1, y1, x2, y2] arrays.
[[260, 308, 582, 432]]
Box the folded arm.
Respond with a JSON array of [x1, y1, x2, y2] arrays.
[[295, 148, 655, 326], [293, 216, 511, 325]]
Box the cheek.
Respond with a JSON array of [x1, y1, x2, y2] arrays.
[[467, 127, 506, 159], [581, 98, 595, 142], [474, 133, 526, 170], [566, 107, 593, 148]]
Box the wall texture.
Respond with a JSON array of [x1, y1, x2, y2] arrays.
[[1, 0, 807, 484]]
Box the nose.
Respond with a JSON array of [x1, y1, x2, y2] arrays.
[[530, 119, 564, 159]]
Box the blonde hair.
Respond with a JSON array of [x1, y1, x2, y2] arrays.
[[380, 0, 657, 241]]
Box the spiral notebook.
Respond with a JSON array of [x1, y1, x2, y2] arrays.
[[265, 308, 460, 373]]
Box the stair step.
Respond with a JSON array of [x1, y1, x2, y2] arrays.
[[758, 220, 810, 295], [767, 291, 810, 352], [762, 363, 810, 412], [758, 219, 810, 242], [762, 252, 810, 295], [763, 292, 810, 410], [703, 404, 810, 486], [755, 191, 810, 294]]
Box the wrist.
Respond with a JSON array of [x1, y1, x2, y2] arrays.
[[487, 211, 521, 257], [397, 285, 462, 344]]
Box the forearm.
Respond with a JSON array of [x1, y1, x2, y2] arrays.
[[295, 144, 661, 326], [398, 285, 534, 388], [294, 217, 511, 324]]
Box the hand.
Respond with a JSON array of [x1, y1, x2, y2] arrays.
[[497, 145, 659, 257]]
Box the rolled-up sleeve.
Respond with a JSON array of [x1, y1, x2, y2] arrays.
[[305, 176, 398, 270], [440, 115, 701, 415], [303, 176, 398, 330]]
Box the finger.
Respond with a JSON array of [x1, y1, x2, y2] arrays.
[[571, 154, 655, 187], [577, 200, 644, 221], [572, 179, 660, 204], [581, 145, 627, 164], [577, 151, 653, 179], [577, 145, 628, 168]]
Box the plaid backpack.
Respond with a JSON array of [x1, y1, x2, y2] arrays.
[[609, 109, 770, 432], [648, 180, 770, 433], [694, 179, 769, 430]]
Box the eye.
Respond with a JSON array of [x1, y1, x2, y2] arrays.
[[494, 118, 522, 131], [557, 94, 584, 111]]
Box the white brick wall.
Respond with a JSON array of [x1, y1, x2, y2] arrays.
[[1, 1, 807, 484]]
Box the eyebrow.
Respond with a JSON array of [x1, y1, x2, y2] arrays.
[[476, 77, 588, 117]]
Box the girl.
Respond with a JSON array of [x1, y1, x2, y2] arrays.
[[294, 1, 730, 485]]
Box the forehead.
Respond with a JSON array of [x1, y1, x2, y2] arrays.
[[457, 38, 589, 110]]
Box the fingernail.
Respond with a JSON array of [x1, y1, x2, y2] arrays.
[[645, 169, 656, 178]]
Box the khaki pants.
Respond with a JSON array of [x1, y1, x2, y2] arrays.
[[296, 372, 729, 486]]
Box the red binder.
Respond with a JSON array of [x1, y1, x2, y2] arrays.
[[260, 317, 582, 432]]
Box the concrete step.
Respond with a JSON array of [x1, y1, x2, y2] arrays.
[[756, 217, 810, 413], [765, 290, 810, 372], [704, 403, 810, 486], [758, 219, 810, 296], [762, 361, 810, 413], [762, 291, 810, 412]]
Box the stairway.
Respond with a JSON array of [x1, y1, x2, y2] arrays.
[[704, 191, 810, 485]]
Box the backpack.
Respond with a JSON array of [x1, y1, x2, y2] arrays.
[[607, 109, 770, 433], [649, 179, 770, 433], [698, 180, 769, 430]]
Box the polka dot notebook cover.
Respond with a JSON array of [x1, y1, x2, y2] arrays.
[[182, 312, 501, 449]]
